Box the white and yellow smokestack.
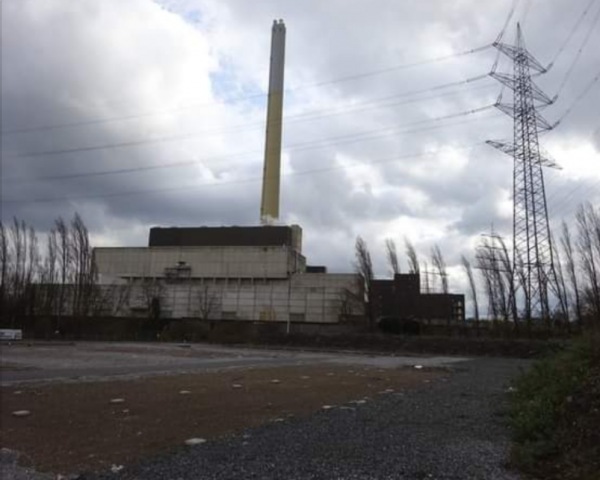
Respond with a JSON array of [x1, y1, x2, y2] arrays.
[[260, 19, 286, 225]]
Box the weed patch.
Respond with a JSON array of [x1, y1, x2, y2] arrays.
[[509, 335, 600, 479]]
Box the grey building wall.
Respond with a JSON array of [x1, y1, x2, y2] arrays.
[[93, 244, 361, 324], [115, 273, 361, 324], [94, 245, 306, 283]]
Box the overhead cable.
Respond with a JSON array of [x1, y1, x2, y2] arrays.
[[3, 77, 491, 161], [2, 143, 486, 205], [1, 45, 491, 136], [553, 67, 600, 127], [553, 3, 600, 97], [6, 109, 502, 184], [547, 0, 599, 70]]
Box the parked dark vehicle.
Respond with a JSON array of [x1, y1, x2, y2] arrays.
[[377, 316, 421, 335]]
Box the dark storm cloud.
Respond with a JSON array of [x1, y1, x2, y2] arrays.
[[1, 0, 598, 280]]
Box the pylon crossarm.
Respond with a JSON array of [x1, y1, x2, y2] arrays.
[[495, 102, 515, 118], [493, 42, 547, 74], [523, 52, 547, 74], [486, 139, 514, 156], [491, 72, 553, 106], [493, 42, 519, 60], [529, 81, 554, 105], [532, 113, 553, 132], [532, 150, 561, 169], [490, 71, 515, 90]]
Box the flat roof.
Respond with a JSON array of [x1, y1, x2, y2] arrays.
[[148, 225, 301, 249]]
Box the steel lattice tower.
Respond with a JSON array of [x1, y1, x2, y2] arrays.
[[487, 24, 559, 320]]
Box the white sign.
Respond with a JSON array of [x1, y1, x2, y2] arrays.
[[0, 329, 23, 341]]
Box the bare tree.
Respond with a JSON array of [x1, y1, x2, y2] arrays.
[[561, 221, 582, 325], [422, 261, 430, 293], [338, 286, 362, 320], [0, 222, 8, 316], [70, 213, 95, 316], [431, 244, 448, 294], [8, 218, 28, 322], [0, 219, 42, 323], [515, 251, 532, 330], [461, 255, 479, 333], [141, 278, 164, 316], [405, 238, 419, 274], [91, 283, 131, 317], [24, 226, 40, 317], [38, 229, 59, 316], [548, 231, 570, 327], [496, 236, 518, 327], [576, 203, 600, 323], [55, 217, 71, 324], [385, 238, 400, 276], [476, 238, 499, 322], [197, 285, 219, 321], [0, 214, 96, 327], [355, 236, 374, 329]]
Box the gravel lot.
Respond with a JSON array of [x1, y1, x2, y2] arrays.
[[85, 357, 526, 480], [0, 342, 466, 386]]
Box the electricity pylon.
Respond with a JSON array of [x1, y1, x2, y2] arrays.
[[487, 23, 559, 321]]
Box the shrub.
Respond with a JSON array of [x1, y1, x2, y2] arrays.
[[377, 317, 421, 335], [509, 336, 598, 476]]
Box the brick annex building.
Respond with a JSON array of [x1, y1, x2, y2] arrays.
[[371, 274, 465, 325]]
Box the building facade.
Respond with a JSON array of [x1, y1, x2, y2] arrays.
[[94, 225, 363, 324], [371, 273, 465, 324]]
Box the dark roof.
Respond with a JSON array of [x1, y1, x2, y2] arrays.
[[149, 226, 298, 248]]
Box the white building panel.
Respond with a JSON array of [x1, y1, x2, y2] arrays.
[[94, 243, 362, 324]]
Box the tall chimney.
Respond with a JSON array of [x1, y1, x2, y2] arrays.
[[260, 19, 286, 225]]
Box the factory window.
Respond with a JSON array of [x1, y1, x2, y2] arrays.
[[289, 313, 305, 323], [222, 311, 237, 320]]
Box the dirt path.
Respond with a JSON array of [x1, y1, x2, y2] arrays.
[[87, 357, 528, 480], [1, 364, 440, 476]]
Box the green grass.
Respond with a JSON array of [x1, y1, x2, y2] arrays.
[[509, 334, 600, 478]]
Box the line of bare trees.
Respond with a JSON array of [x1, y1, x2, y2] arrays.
[[466, 202, 600, 330], [0, 213, 99, 328], [354, 202, 600, 334]]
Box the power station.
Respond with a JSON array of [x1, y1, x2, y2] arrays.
[[93, 20, 363, 325], [93, 20, 464, 328]]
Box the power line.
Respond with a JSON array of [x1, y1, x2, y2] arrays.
[[492, 0, 520, 78], [548, 178, 600, 219], [5, 79, 493, 168], [1, 45, 491, 136], [2, 143, 485, 205], [553, 2, 600, 97], [495, 0, 521, 45], [6, 109, 502, 184], [553, 66, 600, 127], [547, 0, 599, 70], [2, 95, 494, 161]]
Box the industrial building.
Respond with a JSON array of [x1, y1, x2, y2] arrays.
[[92, 19, 464, 329], [371, 274, 465, 325], [92, 20, 363, 325], [94, 225, 362, 323]]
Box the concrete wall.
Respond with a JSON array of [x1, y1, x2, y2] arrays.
[[94, 245, 306, 282], [117, 273, 361, 324], [94, 243, 361, 324]]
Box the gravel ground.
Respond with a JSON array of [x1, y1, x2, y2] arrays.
[[85, 357, 527, 480]]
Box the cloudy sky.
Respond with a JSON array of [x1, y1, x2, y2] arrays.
[[1, 0, 599, 296]]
